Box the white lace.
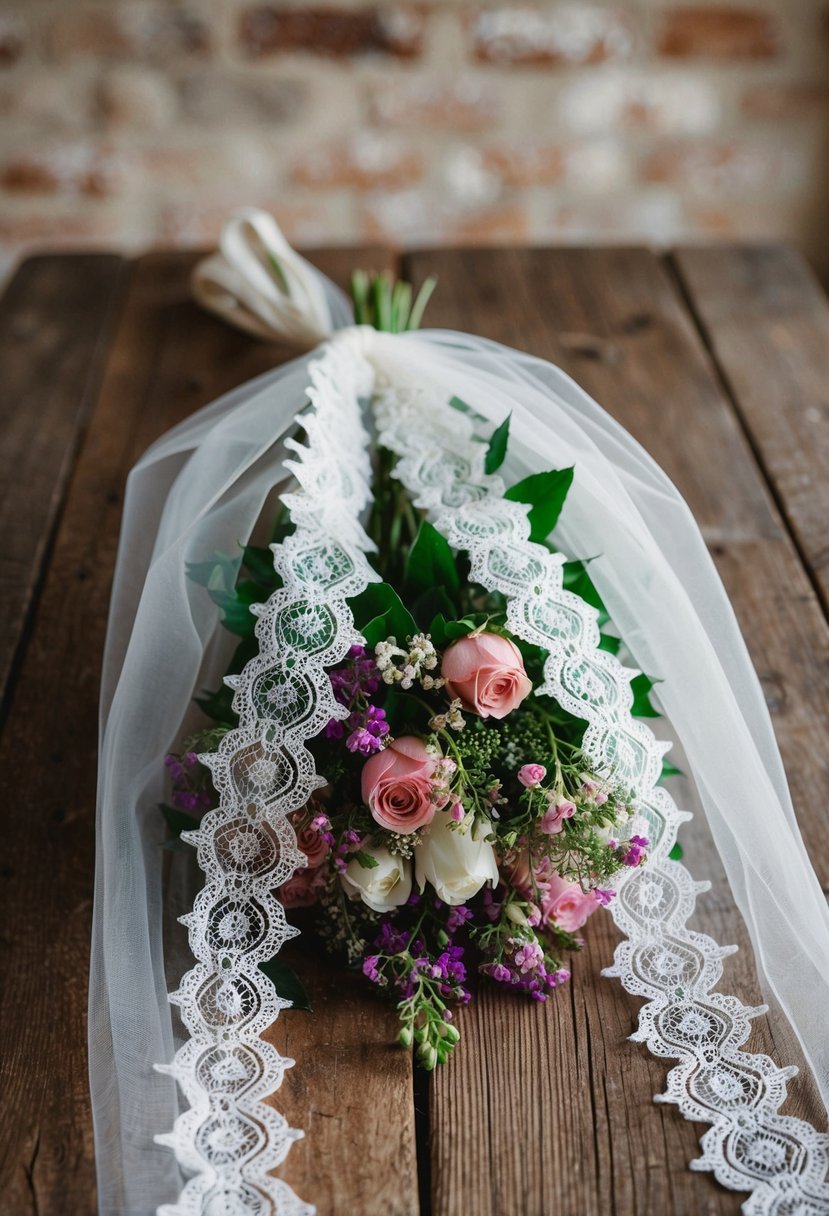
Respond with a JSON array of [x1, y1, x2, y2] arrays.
[[157, 337, 829, 1215], [373, 380, 829, 1216], [155, 334, 376, 1216]]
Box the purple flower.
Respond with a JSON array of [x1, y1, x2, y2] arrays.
[[346, 726, 384, 755], [446, 905, 473, 934], [620, 834, 649, 867]]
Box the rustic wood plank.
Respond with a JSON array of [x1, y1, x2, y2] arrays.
[[0, 254, 125, 718], [672, 245, 829, 618], [0, 247, 417, 1216], [403, 246, 829, 1216]]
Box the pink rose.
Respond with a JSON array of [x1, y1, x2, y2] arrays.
[[540, 798, 576, 836], [441, 632, 532, 720], [540, 874, 598, 932], [361, 736, 437, 834], [518, 763, 546, 788], [279, 864, 327, 909], [289, 811, 330, 868]]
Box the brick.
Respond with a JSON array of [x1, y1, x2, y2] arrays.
[[0, 146, 123, 198], [362, 190, 529, 245], [139, 137, 273, 194], [553, 191, 687, 241], [239, 6, 424, 59], [158, 200, 332, 248], [178, 73, 306, 125], [558, 71, 721, 135], [563, 140, 632, 193], [0, 69, 94, 133], [471, 6, 633, 66], [48, 6, 211, 62], [97, 66, 178, 130], [742, 83, 829, 121], [642, 141, 804, 196], [370, 78, 499, 131], [292, 136, 423, 190], [658, 8, 779, 60], [0, 14, 25, 67], [480, 145, 564, 187]]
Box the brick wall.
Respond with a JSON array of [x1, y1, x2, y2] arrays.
[[0, 1, 827, 279]]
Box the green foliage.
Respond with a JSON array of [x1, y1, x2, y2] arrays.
[[348, 583, 417, 649], [562, 558, 609, 629], [352, 849, 380, 870], [668, 841, 684, 861], [404, 520, 460, 607], [448, 395, 487, 425], [484, 414, 511, 474], [661, 759, 684, 780], [350, 270, 437, 333], [240, 544, 277, 588], [258, 957, 312, 1012], [186, 547, 279, 638], [630, 673, 661, 718], [195, 686, 236, 727], [428, 612, 479, 648], [504, 467, 574, 544], [159, 803, 197, 851], [186, 549, 240, 591]]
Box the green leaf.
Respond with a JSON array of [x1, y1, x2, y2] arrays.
[[348, 583, 418, 649], [207, 578, 264, 638], [159, 803, 199, 839], [484, 414, 511, 475], [352, 849, 380, 870], [404, 520, 460, 605], [429, 613, 475, 647], [668, 841, 684, 861], [195, 685, 237, 728], [661, 759, 685, 780], [448, 395, 487, 425], [186, 550, 241, 590], [598, 632, 621, 655], [630, 673, 661, 718], [504, 467, 574, 544], [411, 586, 456, 632], [241, 544, 277, 587], [562, 558, 610, 628], [407, 275, 437, 331], [258, 957, 312, 1012]]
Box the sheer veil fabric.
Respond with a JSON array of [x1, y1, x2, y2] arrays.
[[90, 213, 829, 1215]]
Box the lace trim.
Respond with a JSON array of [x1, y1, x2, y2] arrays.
[[155, 335, 377, 1216], [373, 381, 829, 1216]]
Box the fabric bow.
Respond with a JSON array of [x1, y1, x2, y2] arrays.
[[191, 208, 336, 346]]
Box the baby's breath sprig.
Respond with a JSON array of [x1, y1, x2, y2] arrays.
[[375, 633, 444, 691]]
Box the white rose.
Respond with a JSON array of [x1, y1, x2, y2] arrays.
[[415, 810, 499, 906], [340, 844, 412, 913]]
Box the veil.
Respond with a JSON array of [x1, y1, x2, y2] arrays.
[[89, 212, 829, 1215]]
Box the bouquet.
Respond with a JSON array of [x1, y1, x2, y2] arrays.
[[163, 385, 655, 1067], [91, 210, 829, 1216]]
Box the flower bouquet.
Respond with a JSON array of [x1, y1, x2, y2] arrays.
[[164, 412, 655, 1068], [90, 210, 829, 1216]]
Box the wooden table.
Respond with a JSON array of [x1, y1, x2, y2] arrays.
[[2, 245, 828, 1216]]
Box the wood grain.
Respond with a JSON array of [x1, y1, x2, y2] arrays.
[[404, 246, 829, 1216], [0, 247, 415, 1216], [0, 254, 125, 722], [672, 245, 829, 619], [2, 244, 828, 1216]]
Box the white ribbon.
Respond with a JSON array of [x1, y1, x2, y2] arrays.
[[191, 209, 339, 347]]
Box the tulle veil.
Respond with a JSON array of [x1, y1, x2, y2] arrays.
[[89, 212, 829, 1214]]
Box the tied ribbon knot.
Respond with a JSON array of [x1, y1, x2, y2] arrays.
[[192, 208, 337, 347]]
